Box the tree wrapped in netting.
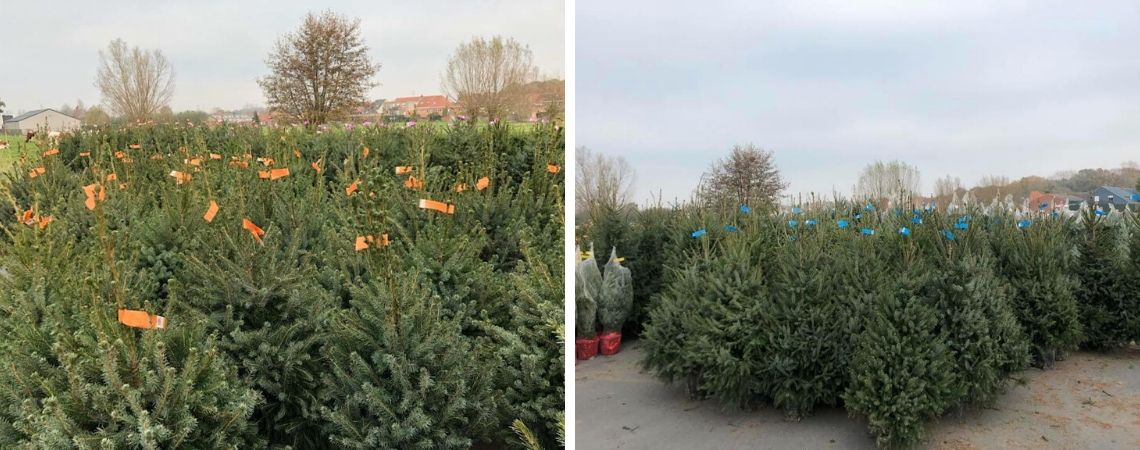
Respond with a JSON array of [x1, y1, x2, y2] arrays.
[[598, 247, 632, 333], [575, 245, 601, 339]]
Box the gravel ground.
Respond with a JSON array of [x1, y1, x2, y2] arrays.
[[575, 341, 1140, 450]]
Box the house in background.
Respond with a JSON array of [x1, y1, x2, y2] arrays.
[[1027, 191, 1084, 212], [386, 95, 452, 119], [2, 109, 82, 134], [1090, 186, 1140, 211]]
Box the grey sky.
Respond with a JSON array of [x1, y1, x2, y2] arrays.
[[1, 0, 563, 114], [577, 1, 1140, 205]]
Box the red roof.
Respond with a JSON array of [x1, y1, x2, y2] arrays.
[[392, 95, 449, 109]]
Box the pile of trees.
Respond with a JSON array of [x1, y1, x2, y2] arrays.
[[635, 201, 1140, 449], [0, 121, 565, 448]]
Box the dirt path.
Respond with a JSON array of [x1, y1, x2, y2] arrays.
[[575, 342, 1140, 450]]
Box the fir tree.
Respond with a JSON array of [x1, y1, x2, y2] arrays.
[[1073, 208, 1131, 349], [844, 271, 956, 450]]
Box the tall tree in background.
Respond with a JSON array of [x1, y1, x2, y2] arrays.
[[576, 146, 637, 225], [977, 174, 1010, 188], [855, 160, 921, 204], [697, 144, 786, 210], [82, 107, 112, 126], [934, 175, 963, 198], [443, 36, 538, 120], [95, 39, 175, 122], [259, 10, 380, 125]]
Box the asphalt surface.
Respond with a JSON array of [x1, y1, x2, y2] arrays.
[[575, 341, 1140, 450]]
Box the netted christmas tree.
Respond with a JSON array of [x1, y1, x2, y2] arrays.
[[597, 247, 632, 333], [575, 246, 602, 339]]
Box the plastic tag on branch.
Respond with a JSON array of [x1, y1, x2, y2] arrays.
[[404, 176, 423, 189], [105, 173, 117, 182], [395, 166, 413, 175], [257, 157, 274, 167], [788, 220, 798, 228], [724, 224, 738, 232], [1017, 219, 1032, 230], [115, 151, 126, 159], [547, 163, 561, 174], [79, 151, 90, 157], [312, 160, 322, 173], [169, 170, 192, 184], [41, 148, 58, 157], [184, 158, 202, 166], [418, 199, 455, 214], [210, 153, 222, 160], [82, 183, 105, 210], [740, 204, 751, 213], [362, 146, 370, 158], [837, 219, 849, 229], [476, 177, 490, 191], [28, 167, 45, 178], [258, 168, 290, 180], [150, 154, 164, 160], [354, 234, 389, 251], [128, 144, 141, 150], [691, 229, 706, 238], [455, 183, 468, 192], [805, 219, 817, 226], [203, 200, 219, 223], [118, 309, 166, 330], [242, 218, 265, 244], [898, 227, 910, 236], [346, 179, 360, 196]]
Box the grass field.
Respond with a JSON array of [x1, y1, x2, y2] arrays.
[[0, 135, 39, 173]]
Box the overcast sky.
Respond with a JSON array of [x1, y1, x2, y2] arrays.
[[577, 1, 1140, 205], [1, 0, 563, 113]]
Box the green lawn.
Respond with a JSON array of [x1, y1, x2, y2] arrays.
[[0, 136, 40, 173]]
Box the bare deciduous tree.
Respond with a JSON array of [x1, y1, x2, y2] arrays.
[[259, 10, 380, 125], [855, 160, 921, 204], [95, 39, 175, 122], [442, 36, 538, 120], [977, 174, 1010, 188], [576, 146, 637, 224], [697, 144, 787, 210], [933, 175, 963, 198]]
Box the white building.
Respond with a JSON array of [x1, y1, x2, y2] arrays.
[[2, 109, 82, 134]]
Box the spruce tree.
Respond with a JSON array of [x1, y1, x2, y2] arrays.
[[0, 224, 262, 448], [321, 273, 488, 449]]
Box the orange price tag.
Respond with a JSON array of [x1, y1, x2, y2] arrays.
[[546, 163, 561, 174], [118, 309, 166, 329], [346, 179, 360, 196], [42, 148, 59, 157], [169, 170, 192, 184], [418, 199, 455, 214], [203, 200, 219, 223], [242, 218, 265, 244], [258, 168, 290, 180], [404, 176, 423, 189], [395, 166, 413, 175], [28, 167, 46, 178], [476, 176, 490, 191]]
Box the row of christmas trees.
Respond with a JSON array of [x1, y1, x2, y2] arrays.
[[599, 201, 1138, 449], [0, 122, 565, 449]]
